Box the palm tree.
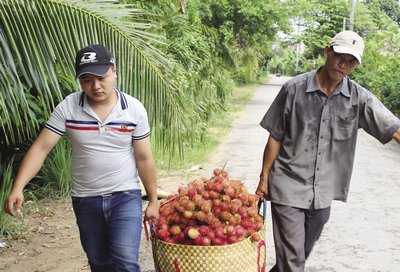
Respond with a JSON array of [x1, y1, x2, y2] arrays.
[[0, 0, 187, 160]]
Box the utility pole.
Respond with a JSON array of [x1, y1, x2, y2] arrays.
[[349, 0, 356, 31], [295, 18, 300, 72]]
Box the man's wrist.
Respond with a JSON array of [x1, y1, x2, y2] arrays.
[[147, 197, 158, 205]]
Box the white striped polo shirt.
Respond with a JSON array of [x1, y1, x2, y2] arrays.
[[45, 89, 150, 197]]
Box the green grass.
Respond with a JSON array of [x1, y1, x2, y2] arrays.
[[35, 138, 72, 199], [229, 83, 261, 110], [0, 157, 25, 238]]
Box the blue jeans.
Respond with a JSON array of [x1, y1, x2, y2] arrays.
[[72, 190, 143, 272]]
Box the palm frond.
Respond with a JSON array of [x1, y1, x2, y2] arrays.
[[0, 0, 188, 155]]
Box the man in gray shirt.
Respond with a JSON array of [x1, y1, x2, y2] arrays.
[[255, 30, 400, 272]]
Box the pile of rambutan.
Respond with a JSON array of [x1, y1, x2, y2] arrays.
[[154, 168, 263, 246]]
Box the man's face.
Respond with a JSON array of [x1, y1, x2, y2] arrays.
[[78, 67, 116, 103], [324, 46, 358, 80]]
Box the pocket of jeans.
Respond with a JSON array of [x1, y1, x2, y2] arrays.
[[71, 196, 85, 208], [123, 189, 141, 197], [117, 190, 143, 219]]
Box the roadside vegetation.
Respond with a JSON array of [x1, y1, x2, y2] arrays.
[[267, 0, 400, 116], [1, 0, 399, 238]]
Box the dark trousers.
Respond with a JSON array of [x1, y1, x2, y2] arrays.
[[269, 202, 331, 272]]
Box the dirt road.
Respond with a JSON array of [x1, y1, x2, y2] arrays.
[[1, 75, 399, 271]]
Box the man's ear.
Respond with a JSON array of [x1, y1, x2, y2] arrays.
[[323, 46, 330, 59]]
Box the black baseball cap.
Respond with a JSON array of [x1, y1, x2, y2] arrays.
[[75, 44, 115, 78]]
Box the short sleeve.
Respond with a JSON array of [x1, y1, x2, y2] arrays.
[[132, 101, 151, 140], [260, 85, 291, 141], [45, 102, 67, 136], [359, 89, 400, 144]]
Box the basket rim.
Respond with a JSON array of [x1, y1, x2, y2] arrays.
[[150, 226, 265, 248]]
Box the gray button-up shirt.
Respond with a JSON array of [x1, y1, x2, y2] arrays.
[[260, 70, 400, 209]]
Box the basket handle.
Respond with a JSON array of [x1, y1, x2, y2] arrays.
[[143, 219, 150, 241], [257, 240, 266, 272], [173, 258, 180, 272], [257, 199, 267, 272], [258, 198, 267, 219], [143, 218, 156, 241]]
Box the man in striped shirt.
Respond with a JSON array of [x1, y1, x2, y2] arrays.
[[5, 44, 159, 272]]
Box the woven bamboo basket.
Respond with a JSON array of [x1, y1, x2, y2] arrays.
[[150, 227, 266, 272]]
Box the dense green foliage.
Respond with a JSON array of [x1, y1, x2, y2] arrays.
[[351, 14, 400, 116], [120, 0, 290, 165], [366, 0, 400, 24]]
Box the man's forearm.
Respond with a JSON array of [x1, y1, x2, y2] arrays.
[[12, 146, 48, 191], [133, 137, 158, 203], [11, 129, 60, 192], [260, 135, 281, 178], [137, 159, 158, 204]]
